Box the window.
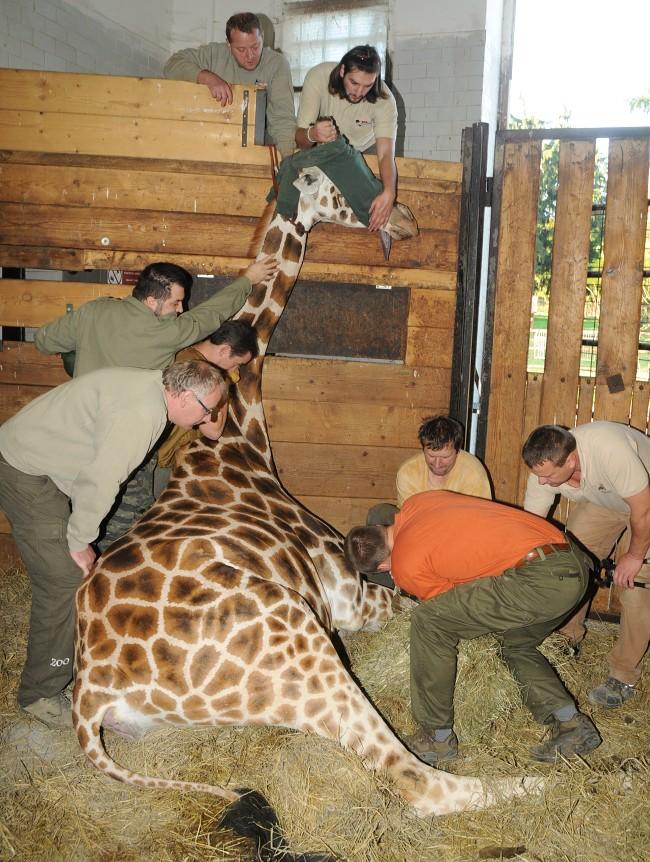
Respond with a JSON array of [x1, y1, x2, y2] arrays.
[[280, 1, 388, 88]]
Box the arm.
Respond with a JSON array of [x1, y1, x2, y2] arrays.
[[34, 308, 81, 355], [295, 67, 327, 150], [523, 471, 556, 517], [164, 43, 233, 106], [264, 54, 297, 158], [396, 457, 426, 508], [367, 137, 397, 231], [67, 408, 165, 551], [616, 485, 650, 587]]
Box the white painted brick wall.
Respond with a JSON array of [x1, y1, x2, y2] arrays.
[[0, 0, 166, 76], [392, 30, 486, 161]]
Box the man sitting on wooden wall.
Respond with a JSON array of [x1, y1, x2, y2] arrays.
[[523, 422, 650, 708], [34, 256, 276, 551], [367, 415, 493, 530], [164, 12, 297, 159]]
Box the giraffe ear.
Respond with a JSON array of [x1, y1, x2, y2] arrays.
[[293, 167, 324, 197]]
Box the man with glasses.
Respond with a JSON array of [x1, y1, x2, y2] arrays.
[[164, 12, 297, 159], [35, 257, 276, 549], [295, 45, 398, 231], [0, 360, 225, 728]]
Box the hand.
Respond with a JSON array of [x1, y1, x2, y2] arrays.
[[368, 188, 396, 232], [614, 552, 644, 588], [244, 254, 279, 285], [310, 119, 337, 144], [197, 70, 233, 107], [199, 402, 228, 440], [70, 545, 96, 577]]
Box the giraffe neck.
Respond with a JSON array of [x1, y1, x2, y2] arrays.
[[222, 212, 308, 458]]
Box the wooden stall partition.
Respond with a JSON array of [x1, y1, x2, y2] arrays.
[[593, 138, 650, 421], [539, 139, 596, 425], [483, 139, 542, 503], [0, 70, 461, 540]]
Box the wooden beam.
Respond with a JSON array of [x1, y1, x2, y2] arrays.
[[0, 341, 69, 386], [594, 137, 650, 421], [0, 280, 130, 327], [0, 203, 456, 271], [540, 139, 595, 427], [0, 162, 460, 232], [485, 140, 542, 504], [263, 356, 451, 408]]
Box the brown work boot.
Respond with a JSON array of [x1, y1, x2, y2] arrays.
[[403, 727, 458, 764], [530, 713, 601, 762]]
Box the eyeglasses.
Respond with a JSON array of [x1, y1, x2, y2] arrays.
[[191, 391, 212, 417]]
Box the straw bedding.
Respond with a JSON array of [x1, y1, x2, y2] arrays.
[[1, 563, 648, 862]]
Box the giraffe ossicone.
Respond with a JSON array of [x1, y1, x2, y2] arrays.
[[73, 167, 542, 818]]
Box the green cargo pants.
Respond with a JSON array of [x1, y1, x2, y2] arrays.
[[409, 541, 591, 730], [0, 452, 82, 706]]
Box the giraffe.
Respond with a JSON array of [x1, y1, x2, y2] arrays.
[[73, 167, 542, 818]]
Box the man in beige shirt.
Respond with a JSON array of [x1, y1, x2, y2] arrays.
[[523, 422, 650, 708], [295, 45, 397, 232], [0, 360, 224, 728], [367, 415, 492, 539]]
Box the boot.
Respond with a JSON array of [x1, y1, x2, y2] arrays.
[[22, 692, 72, 729], [588, 677, 636, 708], [530, 713, 601, 762], [403, 727, 458, 764]]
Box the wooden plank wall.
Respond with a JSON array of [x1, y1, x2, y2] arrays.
[[0, 70, 462, 539], [486, 133, 650, 506], [485, 133, 650, 617]]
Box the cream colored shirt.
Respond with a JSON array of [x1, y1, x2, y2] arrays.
[[0, 368, 168, 551], [297, 62, 397, 152], [396, 449, 492, 507], [524, 421, 650, 517]]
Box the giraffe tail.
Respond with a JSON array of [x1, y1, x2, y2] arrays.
[[73, 699, 241, 803]]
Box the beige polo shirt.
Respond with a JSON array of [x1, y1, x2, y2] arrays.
[[396, 449, 493, 507], [297, 62, 397, 152], [524, 421, 650, 517]]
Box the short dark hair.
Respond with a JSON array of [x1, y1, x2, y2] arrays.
[[208, 319, 259, 359], [418, 415, 464, 451], [522, 425, 576, 468], [328, 45, 388, 104], [131, 263, 193, 303], [226, 12, 261, 41], [344, 525, 390, 574]]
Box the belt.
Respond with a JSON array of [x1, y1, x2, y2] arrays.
[[513, 542, 572, 570]]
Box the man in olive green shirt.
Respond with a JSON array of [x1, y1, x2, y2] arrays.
[[35, 257, 275, 548], [0, 360, 224, 727], [164, 12, 296, 158]]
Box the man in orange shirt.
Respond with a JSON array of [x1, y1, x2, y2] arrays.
[[344, 491, 600, 764]]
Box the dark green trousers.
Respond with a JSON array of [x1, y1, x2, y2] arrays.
[[0, 452, 81, 706], [409, 541, 591, 729]]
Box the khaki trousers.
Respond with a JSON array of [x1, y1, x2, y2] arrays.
[[0, 452, 81, 706], [410, 542, 590, 729], [563, 501, 650, 685]]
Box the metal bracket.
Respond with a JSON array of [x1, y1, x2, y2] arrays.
[[241, 89, 249, 147]]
